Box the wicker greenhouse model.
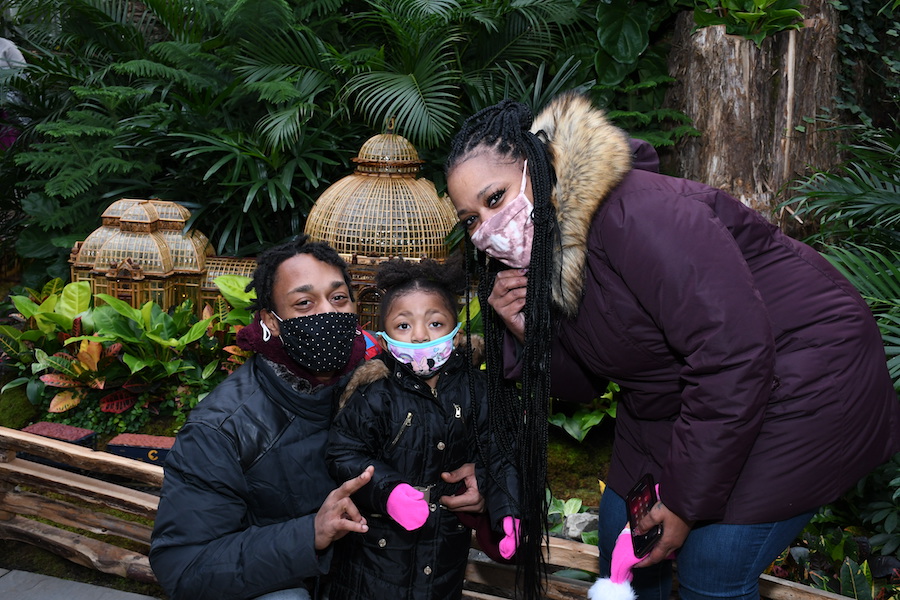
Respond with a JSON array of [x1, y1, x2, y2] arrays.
[[69, 198, 254, 315], [305, 130, 458, 325]]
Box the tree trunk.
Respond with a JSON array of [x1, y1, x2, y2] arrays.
[[662, 1, 844, 236]]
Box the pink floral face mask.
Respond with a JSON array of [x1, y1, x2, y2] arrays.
[[470, 160, 534, 269]]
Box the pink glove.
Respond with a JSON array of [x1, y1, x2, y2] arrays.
[[386, 483, 429, 531], [498, 516, 520, 559], [587, 526, 642, 600]]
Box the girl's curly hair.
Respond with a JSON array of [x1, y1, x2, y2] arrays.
[[375, 254, 465, 329]]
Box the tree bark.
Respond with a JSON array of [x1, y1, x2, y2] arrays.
[[662, 1, 844, 235]]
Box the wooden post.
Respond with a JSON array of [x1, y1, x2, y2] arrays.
[[662, 1, 844, 235]]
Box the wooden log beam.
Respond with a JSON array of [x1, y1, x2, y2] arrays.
[[759, 574, 850, 600], [0, 487, 153, 545], [0, 426, 164, 487], [465, 555, 591, 600], [0, 514, 157, 583], [544, 536, 599, 573], [0, 456, 159, 519]]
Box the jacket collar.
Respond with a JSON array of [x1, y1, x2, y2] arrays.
[[255, 354, 343, 425], [530, 92, 633, 317]]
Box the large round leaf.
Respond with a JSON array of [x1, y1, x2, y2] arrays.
[[596, 1, 651, 64]]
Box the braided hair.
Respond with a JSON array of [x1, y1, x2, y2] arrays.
[[246, 234, 355, 312], [445, 100, 559, 600]]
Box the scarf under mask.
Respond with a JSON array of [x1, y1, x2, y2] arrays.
[[378, 323, 462, 378]]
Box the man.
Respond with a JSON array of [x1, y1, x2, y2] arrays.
[[150, 236, 481, 600]]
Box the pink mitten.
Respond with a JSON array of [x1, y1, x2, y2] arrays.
[[386, 483, 429, 531], [587, 526, 642, 600], [498, 516, 521, 559]]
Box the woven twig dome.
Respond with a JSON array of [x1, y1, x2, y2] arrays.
[[76, 199, 208, 276], [305, 132, 457, 260]]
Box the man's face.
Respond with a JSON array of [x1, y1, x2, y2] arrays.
[[261, 253, 356, 336]]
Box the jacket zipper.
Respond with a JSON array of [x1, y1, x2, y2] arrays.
[[387, 412, 413, 451]]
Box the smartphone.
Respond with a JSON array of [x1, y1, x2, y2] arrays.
[[625, 473, 663, 558]]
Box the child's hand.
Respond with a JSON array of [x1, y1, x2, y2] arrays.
[[386, 483, 429, 531], [499, 515, 521, 559]]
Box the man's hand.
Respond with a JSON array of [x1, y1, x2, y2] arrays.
[[439, 463, 485, 513], [314, 466, 373, 551], [488, 270, 528, 344], [633, 500, 692, 568]]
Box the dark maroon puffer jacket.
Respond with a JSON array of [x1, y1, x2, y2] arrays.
[[522, 92, 900, 524], [556, 167, 899, 523]]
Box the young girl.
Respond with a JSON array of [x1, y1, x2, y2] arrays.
[[325, 257, 520, 600]]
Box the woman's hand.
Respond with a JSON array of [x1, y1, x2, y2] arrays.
[[488, 269, 528, 343], [633, 500, 692, 567], [439, 463, 485, 513]]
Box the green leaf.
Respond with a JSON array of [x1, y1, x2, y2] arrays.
[[563, 498, 583, 516], [596, 1, 651, 63], [91, 307, 144, 344], [1, 377, 30, 393], [56, 281, 92, 319], [96, 294, 144, 325], [123, 354, 149, 374], [214, 275, 256, 310], [11, 295, 41, 320], [838, 558, 872, 600], [201, 360, 219, 380]]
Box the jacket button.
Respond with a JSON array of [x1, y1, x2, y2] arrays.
[[378, 538, 387, 548], [423, 566, 432, 575], [436, 441, 445, 450], [429, 503, 437, 512]]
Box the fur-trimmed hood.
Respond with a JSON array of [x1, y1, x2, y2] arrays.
[[531, 92, 634, 317], [337, 334, 484, 410]]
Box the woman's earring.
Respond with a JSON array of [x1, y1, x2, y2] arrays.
[[261, 321, 272, 342]]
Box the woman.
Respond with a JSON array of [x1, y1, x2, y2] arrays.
[[444, 92, 899, 600]]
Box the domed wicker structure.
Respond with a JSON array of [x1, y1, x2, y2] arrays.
[[69, 198, 253, 314], [305, 132, 457, 260], [304, 131, 458, 327]]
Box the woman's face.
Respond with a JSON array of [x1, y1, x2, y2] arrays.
[[447, 152, 532, 238]]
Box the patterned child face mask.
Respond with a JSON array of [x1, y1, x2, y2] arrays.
[[378, 323, 462, 378], [272, 311, 359, 373], [470, 160, 534, 269]]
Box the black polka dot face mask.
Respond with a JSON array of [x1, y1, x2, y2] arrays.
[[272, 311, 359, 373]]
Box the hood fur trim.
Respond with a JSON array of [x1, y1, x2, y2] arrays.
[[338, 359, 390, 411], [531, 92, 633, 316], [337, 334, 485, 411]]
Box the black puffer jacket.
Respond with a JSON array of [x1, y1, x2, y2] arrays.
[[326, 348, 519, 600], [150, 355, 343, 600]]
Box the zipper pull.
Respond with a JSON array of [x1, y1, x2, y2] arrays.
[[454, 403, 461, 418]]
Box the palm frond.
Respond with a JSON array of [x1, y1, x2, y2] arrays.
[[346, 67, 460, 148], [821, 243, 900, 313], [142, 0, 223, 43], [822, 243, 900, 391]]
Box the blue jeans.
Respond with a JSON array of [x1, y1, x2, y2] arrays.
[[598, 488, 814, 600]]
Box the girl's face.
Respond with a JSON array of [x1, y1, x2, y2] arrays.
[[447, 151, 532, 238], [381, 290, 457, 346]]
